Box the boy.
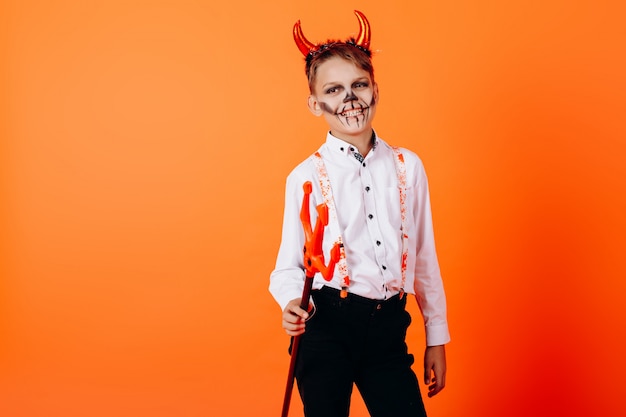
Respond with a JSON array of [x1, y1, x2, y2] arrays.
[[270, 10, 450, 417]]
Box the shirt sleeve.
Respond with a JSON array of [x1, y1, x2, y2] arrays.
[[269, 171, 308, 311], [411, 158, 451, 346]]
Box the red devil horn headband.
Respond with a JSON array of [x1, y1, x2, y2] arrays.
[[293, 10, 371, 57], [293, 20, 316, 56], [353, 10, 371, 49]]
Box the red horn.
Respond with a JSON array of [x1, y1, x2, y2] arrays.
[[293, 20, 316, 56], [354, 10, 371, 49]]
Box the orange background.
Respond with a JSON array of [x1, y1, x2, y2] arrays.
[[1, 1, 625, 416]]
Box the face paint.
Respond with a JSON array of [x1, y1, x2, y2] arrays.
[[343, 90, 358, 103], [319, 92, 372, 128], [310, 57, 378, 140]]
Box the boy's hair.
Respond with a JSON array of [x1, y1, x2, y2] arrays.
[[293, 10, 375, 93], [306, 43, 375, 93]]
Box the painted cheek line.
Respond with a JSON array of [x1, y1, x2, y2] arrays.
[[319, 101, 352, 127], [319, 102, 337, 115]]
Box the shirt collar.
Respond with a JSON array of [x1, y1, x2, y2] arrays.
[[325, 131, 378, 162]]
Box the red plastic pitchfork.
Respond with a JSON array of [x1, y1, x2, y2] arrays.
[[280, 181, 341, 417]]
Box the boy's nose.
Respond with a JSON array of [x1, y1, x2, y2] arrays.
[[343, 91, 357, 103]]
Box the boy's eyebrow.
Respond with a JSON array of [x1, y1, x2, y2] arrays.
[[321, 77, 370, 90], [320, 82, 342, 91]]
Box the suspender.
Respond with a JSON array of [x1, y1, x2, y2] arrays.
[[392, 148, 408, 299], [311, 152, 351, 297], [310, 146, 408, 298]]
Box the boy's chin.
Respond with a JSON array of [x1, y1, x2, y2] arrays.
[[330, 125, 373, 139], [327, 118, 372, 134]]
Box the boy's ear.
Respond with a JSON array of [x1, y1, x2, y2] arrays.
[[307, 95, 324, 117], [373, 82, 380, 105]]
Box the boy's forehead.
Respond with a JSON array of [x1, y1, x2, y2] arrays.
[[315, 58, 371, 83]]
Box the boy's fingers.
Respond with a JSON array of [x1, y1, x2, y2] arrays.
[[427, 380, 444, 397], [426, 367, 446, 397], [292, 307, 309, 319], [281, 299, 309, 336], [282, 311, 304, 330], [285, 299, 309, 319], [285, 306, 308, 321]]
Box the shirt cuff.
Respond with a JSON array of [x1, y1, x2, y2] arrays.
[[425, 323, 451, 346]]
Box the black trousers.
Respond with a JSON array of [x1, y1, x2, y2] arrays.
[[294, 286, 427, 417]]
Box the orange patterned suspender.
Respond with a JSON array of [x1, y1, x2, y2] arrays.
[[392, 147, 408, 299], [311, 152, 351, 297]]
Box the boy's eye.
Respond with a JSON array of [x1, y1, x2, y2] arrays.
[[354, 82, 369, 88], [325, 86, 340, 94]]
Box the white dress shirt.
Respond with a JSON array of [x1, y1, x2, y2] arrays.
[[269, 132, 450, 346]]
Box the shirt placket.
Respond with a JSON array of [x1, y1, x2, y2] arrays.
[[358, 155, 395, 298]]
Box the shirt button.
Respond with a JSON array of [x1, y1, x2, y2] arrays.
[[368, 214, 373, 220], [365, 186, 370, 192], [363, 162, 366, 167], [376, 304, 382, 310], [340, 147, 344, 151], [382, 265, 387, 270], [376, 240, 381, 246], [349, 147, 355, 151]]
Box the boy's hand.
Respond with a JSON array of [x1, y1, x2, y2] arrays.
[[424, 344, 447, 397], [282, 298, 309, 336]]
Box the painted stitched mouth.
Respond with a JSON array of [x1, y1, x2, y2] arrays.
[[339, 107, 367, 117]]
